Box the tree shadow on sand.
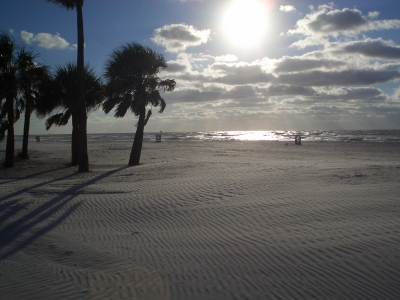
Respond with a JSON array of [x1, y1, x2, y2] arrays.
[[0, 166, 71, 185], [0, 166, 128, 260]]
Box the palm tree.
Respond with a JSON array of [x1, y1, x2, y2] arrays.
[[36, 63, 103, 166], [17, 48, 51, 159], [0, 31, 20, 167], [46, 0, 88, 171], [103, 43, 176, 166]]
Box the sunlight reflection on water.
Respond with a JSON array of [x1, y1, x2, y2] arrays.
[[10, 130, 400, 144]]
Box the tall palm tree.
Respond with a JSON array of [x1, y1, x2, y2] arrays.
[[46, 0, 88, 171], [17, 48, 51, 159], [36, 63, 103, 166], [103, 43, 176, 166], [0, 31, 20, 167]]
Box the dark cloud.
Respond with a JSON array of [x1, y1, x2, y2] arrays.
[[356, 105, 400, 114], [308, 8, 368, 34], [331, 87, 387, 102], [157, 26, 202, 42], [278, 69, 400, 86], [274, 58, 345, 73], [341, 39, 400, 59], [282, 87, 387, 104], [165, 88, 223, 103], [382, 63, 400, 72], [151, 24, 210, 52], [221, 100, 272, 108], [165, 85, 259, 104], [225, 85, 258, 99], [261, 85, 316, 96], [166, 62, 188, 73], [213, 65, 275, 85], [309, 105, 347, 114], [289, 6, 400, 40], [174, 73, 208, 82]]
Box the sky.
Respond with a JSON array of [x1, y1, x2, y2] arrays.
[[1, 0, 400, 134]]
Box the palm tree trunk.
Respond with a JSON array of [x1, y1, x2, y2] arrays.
[[4, 96, 14, 168], [20, 100, 31, 159], [76, 1, 89, 172], [71, 114, 79, 166], [129, 108, 146, 166]]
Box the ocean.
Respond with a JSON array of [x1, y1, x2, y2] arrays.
[[12, 130, 400, 143]]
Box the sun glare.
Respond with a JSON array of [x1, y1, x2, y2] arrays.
[[222, 0, 268, 47]]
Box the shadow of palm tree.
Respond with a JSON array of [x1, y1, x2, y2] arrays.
[[0, 166, 71, 185], [0, 166, 129, 260], [0, 199, 29, 226], [0, 171, 77, 203]]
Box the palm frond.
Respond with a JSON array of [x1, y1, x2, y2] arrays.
[[0, 121, 8, 141], [159, 79, 176, 92], [40, 62, 104, 117], [17, 98, 26, 111], [0, 31, 16, 67], [14, 106, 20, 121], [46, 114, 61, 130], [46, 0, 77, 10], [85, 65, 104, 113], [102, 96, 121, 114], [148, 90, 167, 113], [0, 102, 7, 121], [158, 98, 166, 113], [0, 31, 19, 104], [59, 109, 72, 126], [114, 96, 132, 118], [144, 109, 152, 126]]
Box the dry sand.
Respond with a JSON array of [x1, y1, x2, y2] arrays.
[[0, 140, 400, 299]]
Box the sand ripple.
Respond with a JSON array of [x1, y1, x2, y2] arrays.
[[1, 141, 400, 299]]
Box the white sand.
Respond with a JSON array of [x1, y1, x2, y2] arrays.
[[0, 140, 400, 299]]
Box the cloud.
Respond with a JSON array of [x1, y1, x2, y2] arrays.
[[166, 62, 189, 73], [166, 88, 224, 103], [282, 87, 387, 104], [368, 11, 380, 18], [261, 85, 316, 97], [164, 78, 275, 106], [274, 57, 346, 73], [21, 30, 76, 49], [280, 5, 296, 12], [156, 34, 400, 130], [151, 24, 210, 52], [291, 8, 368, 35], [288, 6, 400, 38], [337, 38, 400, 59], [215, 54, 238, 62], [289, 36, 330, 49], [278, 69, 400, 86], [166, 85, 259, 104], [166, 47, 400, 88], [213, 64, 275, 85]]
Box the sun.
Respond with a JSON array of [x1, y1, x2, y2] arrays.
[[222, 0, 268, 47]]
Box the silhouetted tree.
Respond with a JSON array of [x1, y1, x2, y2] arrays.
[[37, 63, 103, 165], [0, 32, 20, 167], [17, 48, 51, 159], [46, 0, 88, 171], [103, 43, 175, 165]]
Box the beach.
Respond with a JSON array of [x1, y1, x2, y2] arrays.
[[1, 139, 400, 299]]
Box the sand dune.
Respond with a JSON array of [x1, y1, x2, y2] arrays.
[[1, 140, 400, 299]]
